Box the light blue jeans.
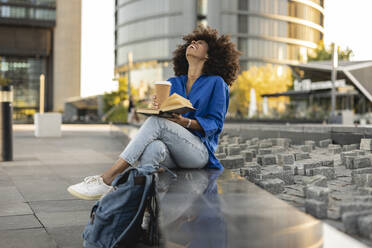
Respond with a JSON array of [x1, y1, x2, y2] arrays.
[[119, 116, 209, 169]]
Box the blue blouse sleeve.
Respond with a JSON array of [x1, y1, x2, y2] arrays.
[[195, 77, 229, 138], [167, 77, 176, 96]]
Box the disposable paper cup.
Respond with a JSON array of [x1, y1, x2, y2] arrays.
[[154, 81, 171, 107]]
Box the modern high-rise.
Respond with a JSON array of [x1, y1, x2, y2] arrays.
[[0, 0, 81, 121], [115, 0, 324, 79]]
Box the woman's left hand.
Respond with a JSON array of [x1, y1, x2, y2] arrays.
[[166, 113, 187, 127]]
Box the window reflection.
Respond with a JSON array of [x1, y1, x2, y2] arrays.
[[0, 57, 46, 121]]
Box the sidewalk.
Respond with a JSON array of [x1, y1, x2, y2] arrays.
[[0, 124, 129, 248]]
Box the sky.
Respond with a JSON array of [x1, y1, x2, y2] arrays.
[[80, 0, 116, 97], [323, 0, 372, 61], [80, 0, 372, 97]]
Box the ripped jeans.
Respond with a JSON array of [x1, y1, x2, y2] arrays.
[[119, 116, 209, 169]]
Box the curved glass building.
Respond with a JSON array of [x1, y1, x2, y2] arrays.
[[115, 0, 324, 77], [216, 0, 325, 70]]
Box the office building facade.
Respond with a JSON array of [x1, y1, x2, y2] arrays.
[[0, 0, 81, 121], [115, 0, 324, 79]]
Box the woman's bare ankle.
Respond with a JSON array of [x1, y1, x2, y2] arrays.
[[101, 158, 131, 186]]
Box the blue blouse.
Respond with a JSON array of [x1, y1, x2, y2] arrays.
[[167, 74, 229, 170]]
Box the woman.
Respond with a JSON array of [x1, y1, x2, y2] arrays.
[[67, 26, 241, 200]]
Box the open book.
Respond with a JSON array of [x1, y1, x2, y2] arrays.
[[137, 93, 196, 118]]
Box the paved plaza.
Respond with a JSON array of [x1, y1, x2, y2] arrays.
[[0, 125, 129, 248]]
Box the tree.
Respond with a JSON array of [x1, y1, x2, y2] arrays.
[[308, 40, 353, 62], [229, 64, 293, 118]]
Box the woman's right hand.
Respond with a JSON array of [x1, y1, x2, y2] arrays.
[[151, 95, 159, 109]]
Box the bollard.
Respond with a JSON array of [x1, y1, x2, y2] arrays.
[[0, 85, 13, 161]]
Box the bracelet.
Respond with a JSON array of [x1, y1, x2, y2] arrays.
[[186, 118, 192, 128]]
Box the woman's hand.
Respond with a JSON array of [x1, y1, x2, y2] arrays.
[[166, 113, 188, 127], [151, 95, 159, 109]]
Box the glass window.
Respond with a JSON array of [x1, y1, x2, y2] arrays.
[[0, 57, 47, 121], [238, 14, 248, 33], [238, 0, 248, 11]]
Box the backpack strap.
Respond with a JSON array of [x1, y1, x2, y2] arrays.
[[111, 173, 153, 248]]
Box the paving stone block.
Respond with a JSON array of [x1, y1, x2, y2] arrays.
[[257, 154, 277, 166], [357, 215, 372, 239], [219, 155, 245, 169], [341, 151, 358, 165], [251, 137, 259, 145], [246, 149, 257, 158], [304, 186, 329, 203], [319, 139, 332, 148], [240, 163, 261, 182], [360, 139, 372, 151], [352, 196, 372, 202], [319, 159, 334, 167], [294, 152, 311, 161], [215, 153, 226, 159], [231, 137, 243, 144], [272, 146, 286, 154], [296, 160, 321, 176], [345, 156, 356, 169], [258, 148, 273, 155], [351, 168, 372, 183], [283, 164, 297, 175], [258, 178, 284, 194], [343, 144, 359, 152], [277, 153, 295, 165], [217, 145, 225, 153], [350, 155, 372, 169], [239, 144, 248, 150], [306, 167, 336, 180], [342, 210, 372, 234], [358, 187, 372, 195], [305, 199, 327, 219], [302, 175, 328, 188], [274, 138, 291, 149], [281, 169, 295, 185], [329, 147, 342, 154], [259, 141, 273, 148], [353, 173, 372, 187], [241, 150, 253, 162], [304, 140, 316, 150], [299, 145, 312, 153], [339, 202, 372, 216], [227, 146, 241, 156], [246, 145, 259, 152]]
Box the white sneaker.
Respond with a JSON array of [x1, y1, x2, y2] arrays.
[[67, 175, 112, 200]]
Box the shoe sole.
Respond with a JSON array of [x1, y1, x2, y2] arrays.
[[67, 186, 102, 201]]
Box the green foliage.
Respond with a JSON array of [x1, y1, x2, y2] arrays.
[[104, 101, 128, 123], [308, 40, 353, 62], [102, 75, 131, 123]]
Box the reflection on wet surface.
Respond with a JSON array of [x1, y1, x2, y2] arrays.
[[155, 169, 366, 248]]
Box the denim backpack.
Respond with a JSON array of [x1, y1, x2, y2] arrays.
[[82, 164, 165, 248]]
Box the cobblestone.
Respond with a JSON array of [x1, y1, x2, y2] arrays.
[[342, 210, 372, 234], [258, 179, 284, 194], [294, 152, 311, 161], [304, 185, 330, 203], [305, 199, 327, 219], [257, 154, 276, 166], [358, 215, 372, 239], [306, 167, 336, 180], [219, 155, 245, 169], [277, 153, 295, 165], [241, 150, 253, 162], [360, 139, 372, 151], [319, 139, 332, 148]]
